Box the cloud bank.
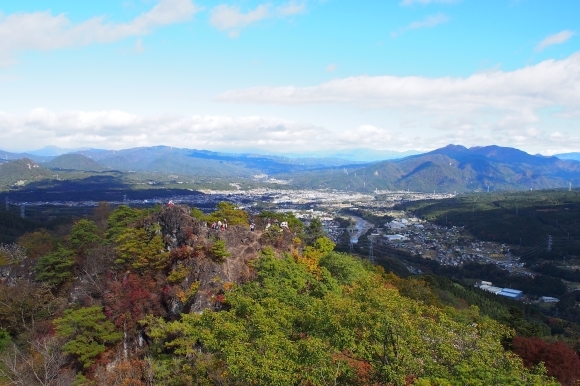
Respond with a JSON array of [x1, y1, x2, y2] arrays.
[[218, 52, 580, 120], [0, 108, 578, 156], [0, 0, 197, 64], [0, 109, 329, 153]]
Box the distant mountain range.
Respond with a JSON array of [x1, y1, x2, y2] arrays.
[[555, 152, 580, 162], [284, 145, 580, 192], [26, 145, 93, 157], [1, 145, 580, 193], [0, 149, 52, 164]]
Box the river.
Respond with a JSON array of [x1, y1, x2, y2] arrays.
[[349, 215, 373, 243]]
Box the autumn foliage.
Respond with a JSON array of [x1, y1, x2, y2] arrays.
[[104, 273, 166, 331], [0, 202, 573, 385], [512, 335, 580, 385]]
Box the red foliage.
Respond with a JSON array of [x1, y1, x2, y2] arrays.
[[405, 374, 418, 385], [184, 226, 194, 239], [169, 246, 193, 261], [332, 351, 374, 385], [103, 273, 166, 330], [512, 336, 580, 386]]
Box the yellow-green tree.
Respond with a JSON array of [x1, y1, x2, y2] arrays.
[[115, 227, 169, 272], [54, 306, 122, 369], [69, 219, 102, 253], [205, 202, 249, 226], [34, 247, 75, 287]]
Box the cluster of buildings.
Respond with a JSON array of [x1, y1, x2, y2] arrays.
[[476, 281, 523, 299], [380, 218, 525, 269], [474, 281, 560, 303]]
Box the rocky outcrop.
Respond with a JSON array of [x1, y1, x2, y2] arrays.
[[151, 205, 276, 315]]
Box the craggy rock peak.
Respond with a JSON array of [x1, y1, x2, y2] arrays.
[[150, 205, 279, 314]]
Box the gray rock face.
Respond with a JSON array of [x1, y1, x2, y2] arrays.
[[150, 205, 266, 315]]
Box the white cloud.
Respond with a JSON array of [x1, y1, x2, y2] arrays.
[[535, 30, 575, 52], [277, 1, 307, 16], [209, 1, 306, 37], [0, 108, 578, 155], [217, 52, 580, 131], [392, 13, 449, 37], [0, 0, 197, 65], [0, 109, 332, 153], [399, 0, 458, 6], [209, 4, 269, 31]]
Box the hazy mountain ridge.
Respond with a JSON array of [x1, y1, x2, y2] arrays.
[[45, 154, 107, 172], [2, 144, 580, 192], [285, 145, 580, 192], [0, 149, 54, 164], [27, 145, 92, 157], [70, 146, 361, 176], [556, 152, 580, 162]]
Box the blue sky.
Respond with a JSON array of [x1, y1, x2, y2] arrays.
[[0, 0, 579, 157]]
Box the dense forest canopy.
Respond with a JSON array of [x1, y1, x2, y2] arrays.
[[0, 201, 578, 385]]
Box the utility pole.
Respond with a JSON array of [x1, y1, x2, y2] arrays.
[[547, 235, 552, 252]]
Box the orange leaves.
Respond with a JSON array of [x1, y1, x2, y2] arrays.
[[175, 281, 200, 304], [292, 247, 322, 278]]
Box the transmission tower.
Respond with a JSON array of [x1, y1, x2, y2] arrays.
[[349, 240, 353, 254], [547, 235, 553, 252], [4, 197, 8, 211], [368, 237, 375, 263], [20, 204, 25, 219]]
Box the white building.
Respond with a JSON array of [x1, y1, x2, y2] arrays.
[[385, 234, 408, 242], [386, 220, 406, 230], [479, 285, 502, 294]]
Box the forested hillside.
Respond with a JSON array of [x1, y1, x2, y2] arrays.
[[0, 203, 578, 385]]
